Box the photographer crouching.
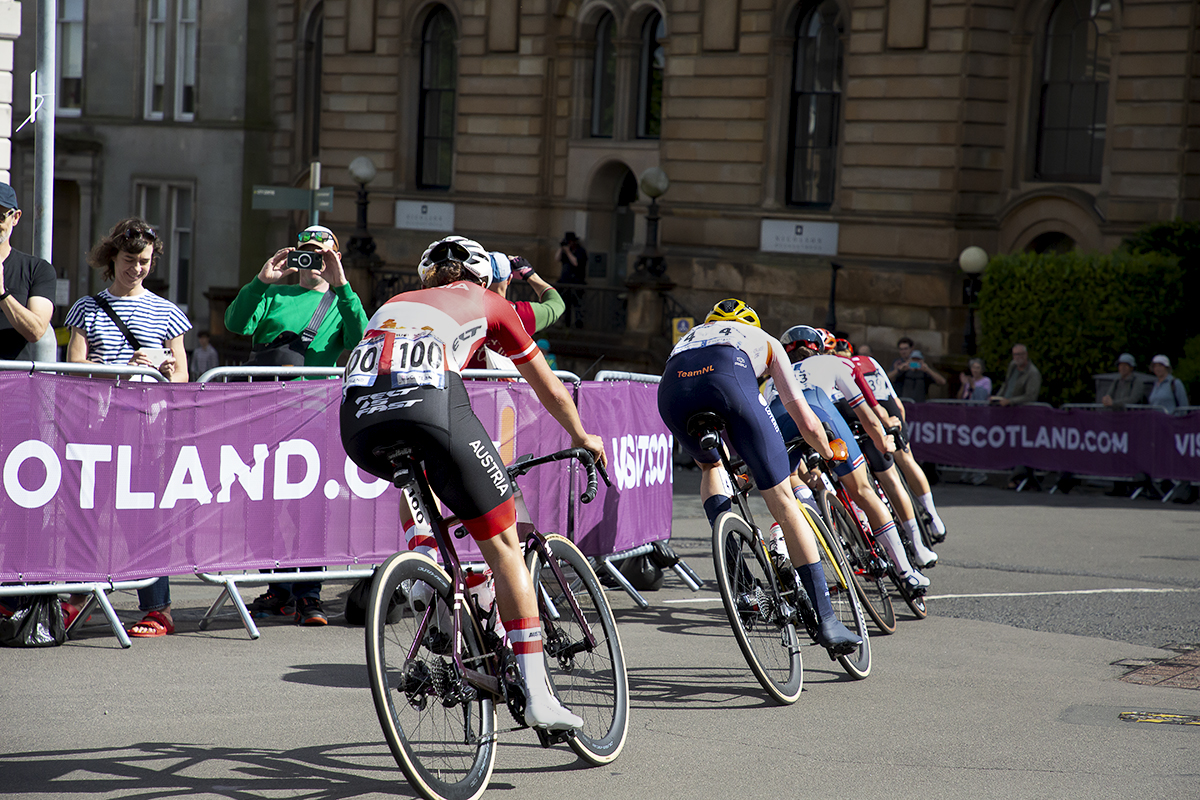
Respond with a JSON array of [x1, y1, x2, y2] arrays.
[[224, 225, 369, 626]]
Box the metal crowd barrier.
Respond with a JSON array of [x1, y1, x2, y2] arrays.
[[0, 360, 170, 647], [593, 369, 703, 606]]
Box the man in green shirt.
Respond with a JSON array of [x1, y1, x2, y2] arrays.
[[225, 225, 369, 626], [225, 225, 368, 369]]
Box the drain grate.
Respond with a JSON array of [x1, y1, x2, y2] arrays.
[[1119, 647, 1200, 690], [1118, 711, 1200, 726]]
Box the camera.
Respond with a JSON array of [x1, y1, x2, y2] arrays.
[[909, 361, 921, 369], [287, 250, 320, 270]]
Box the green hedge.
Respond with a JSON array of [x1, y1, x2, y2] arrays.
[[977, 250, 1183, 406]]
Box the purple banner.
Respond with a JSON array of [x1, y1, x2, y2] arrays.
[[0, 373, 671, 581], [906, 403, 1200, 481]]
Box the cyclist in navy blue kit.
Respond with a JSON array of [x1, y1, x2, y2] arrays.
[[657, 299, 861, 654]]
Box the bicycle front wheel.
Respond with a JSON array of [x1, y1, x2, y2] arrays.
[[711, 511, 803, 704], [890, 569, 930, 620], [365, 552, 498, 800], [808, 510, 871, 680], [822, 491, 897, 635], [526, 534, 629, 766]]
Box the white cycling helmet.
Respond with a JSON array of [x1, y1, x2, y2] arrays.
[[417, 235, 491, 288]]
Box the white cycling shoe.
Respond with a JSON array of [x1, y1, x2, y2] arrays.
[[903, 570, 931, 589], [524, 690, 584, 731]]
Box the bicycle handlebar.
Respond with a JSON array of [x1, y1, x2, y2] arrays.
[[506, 447, 611, 504]]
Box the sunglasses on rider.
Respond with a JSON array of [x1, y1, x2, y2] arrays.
[[297, 230, 334, 245], [428, 240, 471, 265]]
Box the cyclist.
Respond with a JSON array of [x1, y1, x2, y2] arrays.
[[766, 325, 933, 590], [340, 235, 606, 731], [656, 299, 861, 654], [837, 339, 948, 539]]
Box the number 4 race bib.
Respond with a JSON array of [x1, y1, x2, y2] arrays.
[[343, 331, 447, 394]]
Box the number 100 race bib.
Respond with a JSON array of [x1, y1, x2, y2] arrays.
[[344, 332, 447, 393]]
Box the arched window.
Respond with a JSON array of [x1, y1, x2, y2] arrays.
[[418, 6, 456, 190], [786, 0, 842, 207], [1034, 0, 1113, 182], [591, 12, 617, 138], [300, 3, 323, 160], [637, 12, 665, 139]]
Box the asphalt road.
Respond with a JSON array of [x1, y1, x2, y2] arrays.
[[2, 470, 1198, 800]]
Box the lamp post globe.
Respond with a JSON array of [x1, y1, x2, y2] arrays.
[[348, 156, 377, 186], [959, 245, 988, 274]]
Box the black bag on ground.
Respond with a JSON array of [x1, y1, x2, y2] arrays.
[[345, 572, 406, 626], [0, 596, 67, 647]]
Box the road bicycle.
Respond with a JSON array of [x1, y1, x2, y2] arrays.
[[687, 411, 870, 705], [364, 445, 628, 800]]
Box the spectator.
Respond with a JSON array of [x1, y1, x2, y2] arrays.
[[189, 329, 220, 380], [958, 357, 991, 400], [0, 182, 55, 360], [1147, 354, 1188, 411], [224, 225, 369, 626], [63, 217, 192, 637], [558, 231, 587, 328], [990, 343, 1041, 406], [1101, 353, 1145, 410], [887, 337, 946, 402], [537, 338, 557, 370], [467, 251, 564, 370]]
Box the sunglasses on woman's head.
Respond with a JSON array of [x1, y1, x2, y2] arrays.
[[297, 230, 334, 244], [123, 226, 157, 241]]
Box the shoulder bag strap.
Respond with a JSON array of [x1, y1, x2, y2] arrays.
[[298, 290, 336, 348], [92, 294, 144, 351]]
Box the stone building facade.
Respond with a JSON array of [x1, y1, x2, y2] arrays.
[[263, 0, 1199, 371]]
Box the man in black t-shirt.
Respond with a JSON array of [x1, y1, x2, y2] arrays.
[[557, 231, 587, 328], [0, 183, 55, 360]]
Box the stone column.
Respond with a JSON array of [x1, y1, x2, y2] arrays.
[[0, 1, 19, 184]]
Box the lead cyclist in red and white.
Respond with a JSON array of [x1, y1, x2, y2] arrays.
[[340, 235, 607, 731]]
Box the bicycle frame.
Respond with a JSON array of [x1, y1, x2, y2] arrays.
[[391, 447, 599, 708]]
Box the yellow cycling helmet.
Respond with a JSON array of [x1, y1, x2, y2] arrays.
[[705, 298, 761, 328]]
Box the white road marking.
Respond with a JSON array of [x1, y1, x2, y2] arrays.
[[927, 587, 1199, 600]]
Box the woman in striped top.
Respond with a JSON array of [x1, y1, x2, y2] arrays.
[[62, 218, 192, 638]]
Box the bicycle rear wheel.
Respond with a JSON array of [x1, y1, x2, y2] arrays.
[[526, 534, 629, 766], [807, 510, 870, 679], [365, 552, 498, 800], [821, 491, 897, 635], [711, 511, 803, 704], [897, 468, 939, 549]]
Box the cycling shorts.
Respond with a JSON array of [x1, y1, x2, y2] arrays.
[[340, 371, 515, 541], [770, 389, 865, 479], [658, 346, 791, 491], [834, 398, 895, 473]]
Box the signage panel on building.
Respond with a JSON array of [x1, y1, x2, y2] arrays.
[[395, 200, 455, 232], [760, 219, 839, 256]]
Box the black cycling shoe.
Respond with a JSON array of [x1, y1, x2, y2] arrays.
[[817, 617, 862, 656]]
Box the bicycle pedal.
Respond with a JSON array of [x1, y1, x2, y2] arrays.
[[534, 726, 572, 749]]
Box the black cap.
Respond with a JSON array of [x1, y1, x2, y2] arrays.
[[0, 183, 18, 210], [561, 231, 578, 246]]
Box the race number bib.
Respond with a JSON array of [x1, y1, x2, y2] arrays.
[[343, 332, 446, 393]]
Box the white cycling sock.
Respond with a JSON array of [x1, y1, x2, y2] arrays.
[[873, 520, 915, 576], [917, 492, 946, 535], [902, 517, 938, 564], [504, 616, 583, 730]]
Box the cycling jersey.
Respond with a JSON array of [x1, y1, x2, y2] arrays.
[[769, 389, 865, 478], [659, 321, 808, 490], [340, 281, 539, 541], [763, 354, 864, 410], [836, 354, 880, 408], [855, 354, 910, 449]]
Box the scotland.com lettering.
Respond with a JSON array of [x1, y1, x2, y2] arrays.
[[1, 438, 390, 510], [909, 422, 1129, 455]]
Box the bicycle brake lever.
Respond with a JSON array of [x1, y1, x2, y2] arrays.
[[597, 462, 612, 487]]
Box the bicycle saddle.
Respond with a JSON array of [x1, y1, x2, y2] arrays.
[[686, 412, 725, 451]]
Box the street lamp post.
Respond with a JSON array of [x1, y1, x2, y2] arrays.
[[959, 245, 988, 356], [346, 156, 380, 269], [632, 167, 670, 279]]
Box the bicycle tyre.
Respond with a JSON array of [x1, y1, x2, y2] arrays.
[[526, 534, 629, 766], [365, 552, 498, 800], [890, 570, 930, 619], [820, 491, 897, 635], [897, 468, 939, 550], [711, 511, 803, 704], [807, 510, 871, 679]]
